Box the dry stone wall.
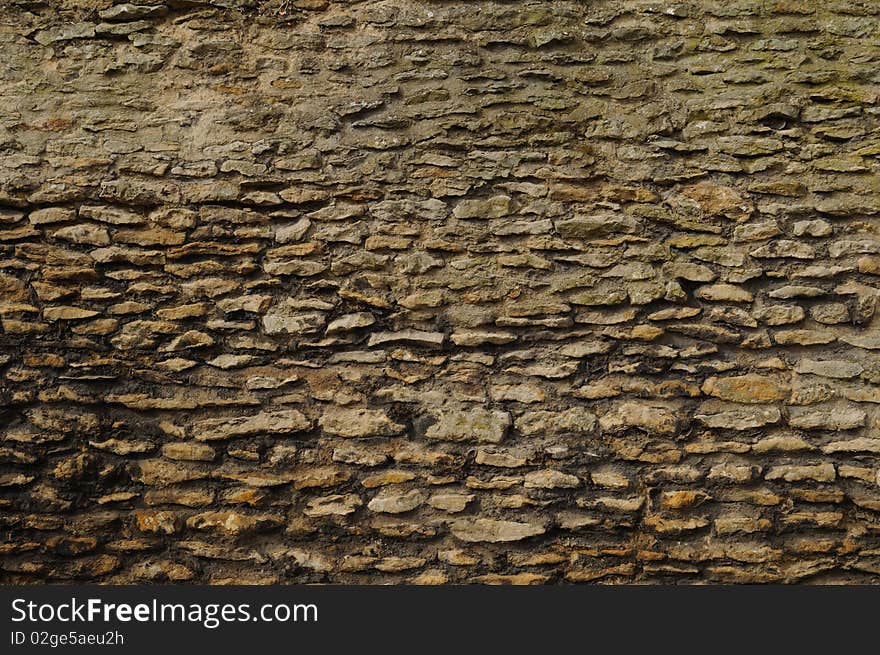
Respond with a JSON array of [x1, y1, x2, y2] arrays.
[[2, 0, 880, 584]]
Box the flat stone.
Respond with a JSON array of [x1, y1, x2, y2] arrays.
[[489, 383, 546, 403], [681, 181, 752, 220], [839, 334, 880, 350], [695, 284, 753, 303], [794, 359, 863, 379], [788, 407, 866, 430], [450, 518, 546, 543], [193, 409, 311, 441], [304, 494, 362, 517], [663, 262, 716, 282], [765, 464, 836, 483], [451, 330, 517, 346], [428, 493, 474, 513], [161, 442, 215, 462], [319, 408, 405, 438], [426, 407, 511, 443], [99, 4, 168, 21], [34, 23, 96, 45], [217, 294, 272, 314], [367, 488, 425, 514], [733, 221, 781, 241], [186, 511, 282, 536], [326, 312, 375, 334], [262, 300, 326, 335], [79, 205, 145, 225], [754, 305, 805, 326], [556, 214, 639, 238], [823, 438, 880, 454], [599, 402, 679, 435], [452, 195, 513, 219], [159, 330, 214, 352], [524, 469, 580, 489], [43, 306, 99, 321], [29, 208, 76, 225], [810, 303, 849, 324], [275, 218, 312, 243], [52, 224, 111, 246], [702, 374, 789, 403], [516, 407, 598, 435], [750, 241, 815, 259], [792, 220, 832, 237], [773, 330, 837, 346], [367, 330, 445, 348], [695, 406, 781, 430]]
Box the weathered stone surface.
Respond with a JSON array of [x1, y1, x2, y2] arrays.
[[99, 4, 168, 21], [524, 470, 580, 489], [304, 494, 363, 517], [516, 408, 598, 436], [696, 284, 753, 303], [695, 407, 782, 430], [702, 375, 790, 404], [326, 312, 375, 334], [192, 410, 311, 441], [367, 489, 426, 514], [794, 360, 863, 379], [319, 408, 405, 438], [262, 301, 326, 335], [428, 493, 474, 513], [367, 330, 445, 348], [765, 464, 836, 483], [426, 408, 511, 443], [450, 518, 546, 543], [788, 407, 866, 431], [599, 403, 679, 436], [452, 196, 513, 219], [556, 214, 639, 239]]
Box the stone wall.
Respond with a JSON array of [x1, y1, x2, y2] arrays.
[[2, 0, 880, 584]]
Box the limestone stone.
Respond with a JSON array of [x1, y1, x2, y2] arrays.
[[428, 493, 475, 513], [99, 4, 168, 21], [516, 407, 598, 436], [810, 303, 849, 325], [367, 488, 426, 514], [680, 182, 752, 220], [695, 407, 782, 430], [304, 494, 363, 517], [452, 196, 513, 219], [450, 518, 546, 543], [319, 408, 405, 438], [326, 312, 375, 334], [262, 301, 326, 335], [750, 241, 816, 259], [754, 305, 805, 326], [765, 464, 836, 483], [788, 407, 866, 431], [556, 214, 639, 239], [701, 375, 790, 404], [426, 408, 512, 443], [599, 403, 679, 436], [794, 360, 863, 379], [161, 443, 215, 462], [52, 224, 111, 246], [523, 469, 580, 489], [193, 409, 311, 441], [695, 284, 753, 303]]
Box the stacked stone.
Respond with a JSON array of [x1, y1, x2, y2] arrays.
[[1, 0, 880, 583]]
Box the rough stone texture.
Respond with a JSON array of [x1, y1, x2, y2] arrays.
[[2, 0, 880, 585]]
